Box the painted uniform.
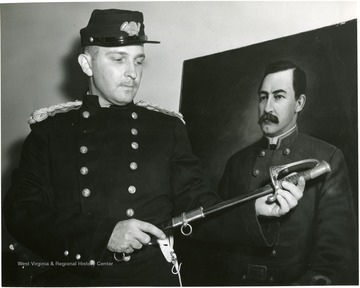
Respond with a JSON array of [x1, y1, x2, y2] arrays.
[[217, 127, 356, 285]]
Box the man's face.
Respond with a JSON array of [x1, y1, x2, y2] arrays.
[[258, 69, 303, 137], [88, 45, 145, 106]]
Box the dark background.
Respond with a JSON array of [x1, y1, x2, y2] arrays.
[[178, 19, 358, 284]]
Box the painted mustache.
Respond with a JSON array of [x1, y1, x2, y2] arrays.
[[258, 113, 279, 125]]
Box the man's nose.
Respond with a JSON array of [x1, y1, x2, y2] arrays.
[[124, 62, 137, 79], [264, 98, 273, 113]]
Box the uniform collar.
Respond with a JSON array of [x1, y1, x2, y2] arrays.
[[261, 125, 298, 150], [83, 94, 136, 110]]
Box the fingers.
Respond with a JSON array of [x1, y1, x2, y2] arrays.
[[137, 221, 166, 241], [274, 177, 306, 216], [281, 176, 305, 201], [276, 190, 297, 213], [107, 219, 166, 254], [123, 246, 134, 254], [274, 194, 290, 216]]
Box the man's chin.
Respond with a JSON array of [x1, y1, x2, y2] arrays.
[[114, 93, 136, 104], [261, 123, 278, 136]]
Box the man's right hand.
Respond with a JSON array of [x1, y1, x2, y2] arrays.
[[255, 176, 305, 217], [107, 219, 166, 253]]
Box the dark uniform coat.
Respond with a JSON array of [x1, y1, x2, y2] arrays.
[[217, 127, 356, 285], [4, 95, 222, 286]]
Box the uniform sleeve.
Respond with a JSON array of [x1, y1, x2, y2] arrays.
[[294, 149, 357, 285], [169, 118, 220, 214], [4, 124, 118, 264]]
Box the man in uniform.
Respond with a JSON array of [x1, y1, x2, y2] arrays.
[[4, 11, 305, 286], [216, 60, 356, 285]]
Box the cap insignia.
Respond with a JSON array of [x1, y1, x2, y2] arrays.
[[120, 21, 141, 36]]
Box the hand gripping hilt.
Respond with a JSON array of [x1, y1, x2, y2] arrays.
[[267, 159, 331, 203]]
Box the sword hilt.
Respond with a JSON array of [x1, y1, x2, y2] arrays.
[[267, 159, 331, 203]]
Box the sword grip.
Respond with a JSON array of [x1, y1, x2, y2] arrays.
[[280, 160, 331, 186]]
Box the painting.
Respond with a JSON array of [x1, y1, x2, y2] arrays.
[[178, 19, 357, 285]]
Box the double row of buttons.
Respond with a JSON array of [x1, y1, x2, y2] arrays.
[[253, 148, 292, 178], [78, 110, 140, 217]]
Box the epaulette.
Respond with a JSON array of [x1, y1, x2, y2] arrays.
[[135, 100, 185, 124], [28, 100, 83, 124]]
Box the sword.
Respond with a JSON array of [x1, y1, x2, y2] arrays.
[[154, 159, 331, 238]]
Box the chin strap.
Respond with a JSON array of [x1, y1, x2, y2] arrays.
[[157, 233, 183, 286]]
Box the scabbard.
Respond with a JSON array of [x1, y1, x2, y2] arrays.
[[158, 159, 331, 233], [203, 184, 273, 216], [155, 184, 274, 235]]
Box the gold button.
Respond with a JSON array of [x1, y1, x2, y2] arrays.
[[75, 254, 81, 260], [131, 142, 139, 149], [259, 150, 266, 157], [283, 148, 290, 155], [82, 188, 91, 197], [130, 162, 138, 170], [126, 209, 135, 217], [64, 250, 69, 256], [80, 146, 88, 154], [131, 112, 138, 119], [128, 186, 136, 194], [80, 167, 89, 175], [82, 111, 90, 119], [272, 249, 277, 256], [89, 260, 95, 266], [131, 128, 138, 135], [253, 169, 260, 176], [89, 37, 94, 43]]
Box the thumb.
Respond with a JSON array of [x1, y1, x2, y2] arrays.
[[297, 176, 306, 192]]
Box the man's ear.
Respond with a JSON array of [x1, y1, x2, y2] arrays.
[[295, 94, 306, 113], [78, 54, 93, 77]]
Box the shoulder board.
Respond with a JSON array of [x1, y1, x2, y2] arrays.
[[135, 100, 185, 124], [28, 100, 83, 125]]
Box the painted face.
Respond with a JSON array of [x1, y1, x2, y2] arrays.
[[258, 69, 304, 137], [89, 45, 145, 106]]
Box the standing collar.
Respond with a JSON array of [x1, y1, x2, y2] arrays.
[[82, 94, 136, 110], [262, 125, 299, 150]]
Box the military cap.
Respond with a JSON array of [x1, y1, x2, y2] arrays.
[[80, 9, 160, 47]]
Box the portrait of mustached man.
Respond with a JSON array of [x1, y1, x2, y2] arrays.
[[213, 60, 356, 285]]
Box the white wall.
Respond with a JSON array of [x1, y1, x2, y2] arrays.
[[1, 1, 357, 188]]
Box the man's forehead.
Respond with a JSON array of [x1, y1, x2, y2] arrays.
[[261, 69, 294, 91]]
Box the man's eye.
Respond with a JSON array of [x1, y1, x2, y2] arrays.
[[274, 95, 284, 100], [259, 96, 267, 102], [135, 59, 144, 65]]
